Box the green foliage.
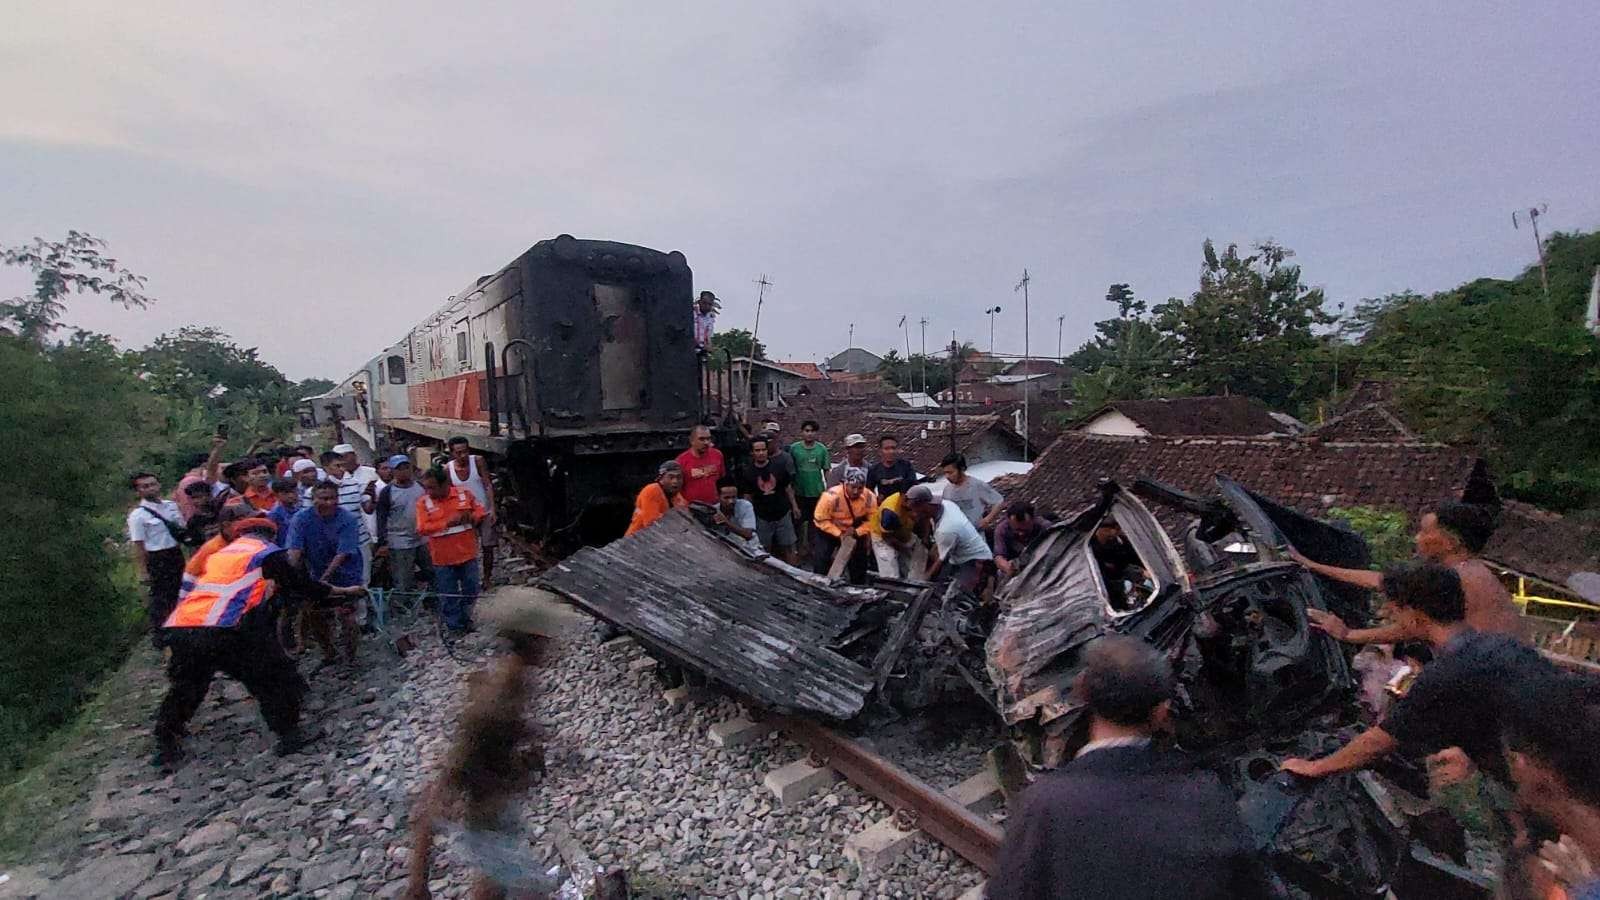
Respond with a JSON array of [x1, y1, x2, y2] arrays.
[[0, 231, 152, 345], [0, 335, 149, 771], [877, 342, 977, 395], [705, 328, 766, 370], [1327, 506, 1413, 568], [1068, 284, 1182, 410], [1152, 240, 1334, 409], [1349, 230, 1600, 510], [0, 234, 318, 770]]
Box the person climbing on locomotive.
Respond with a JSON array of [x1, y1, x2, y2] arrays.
[[813, 467, 878, 582], [866, 434, 918, 497], [128, 472, 186, 650], [826, 433, 870, 489], [625, 460, 689, 536], [905, 483, 992, 593], [417, 466, 489, 635], [154, 505, 363, 769], [693, 289, 718, 355], [446, 436, 499, 583], [739, 436, 799, 563], [676, 424, 725, 506], [1289, 500, 1524, 643]]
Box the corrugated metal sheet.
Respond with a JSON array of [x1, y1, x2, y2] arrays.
[[537, 509, 880, 719]]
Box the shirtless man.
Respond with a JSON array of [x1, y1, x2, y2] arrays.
[[1290, 500, 1524, 643]]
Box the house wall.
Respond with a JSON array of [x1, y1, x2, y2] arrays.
[[965, 431, 1027, 468], [1078, 409, 1149, 437]]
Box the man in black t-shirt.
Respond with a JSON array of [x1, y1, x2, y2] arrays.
[[1281, 561, 1555, 783], [740, 437, 800, 564], [866, 434, 918, 498]]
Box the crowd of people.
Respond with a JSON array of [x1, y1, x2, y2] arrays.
[[126, 432, 502, 769], [989, 500, 1600, 899], [623, 421, 1015, 591]]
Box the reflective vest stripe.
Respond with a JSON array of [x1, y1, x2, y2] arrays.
[[421, 493, 473, 537], [164, 537, 277, 629]]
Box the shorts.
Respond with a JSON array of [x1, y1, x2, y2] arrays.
[[756, 514, 796, 550], [477, 517, 499, 548]]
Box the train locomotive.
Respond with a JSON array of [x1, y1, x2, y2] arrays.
[[309, 235, 703, 544]]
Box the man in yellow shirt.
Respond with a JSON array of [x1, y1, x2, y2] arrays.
[[870, 491, 928, 579]]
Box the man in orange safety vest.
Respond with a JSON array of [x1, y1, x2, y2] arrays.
[[153, 505, 364, 769]]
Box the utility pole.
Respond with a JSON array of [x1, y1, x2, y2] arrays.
[[898, 316, 912, 393], [948, 334, 959, 454], [1014, 268, 1031, 462], [848, 322, 855, 348], [984, 306, 1002, 353], [1057, 314, 1065, 362], [748, 274, 771, 414], [919, 317, 928, 395], [1513, 205, 1551, 299]]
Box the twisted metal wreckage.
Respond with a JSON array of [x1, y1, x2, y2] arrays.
[[537, 477, 1494, 899]]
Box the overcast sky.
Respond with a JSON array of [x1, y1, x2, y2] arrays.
[[4, 2, 1596, 380]]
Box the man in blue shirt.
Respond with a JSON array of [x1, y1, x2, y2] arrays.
[[286, 481, 365, 665]]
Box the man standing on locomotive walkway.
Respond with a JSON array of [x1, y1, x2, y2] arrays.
[[154, 505, 363, 769]]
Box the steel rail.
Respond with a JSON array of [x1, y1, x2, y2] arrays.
[[770, 713, 1003, 876]]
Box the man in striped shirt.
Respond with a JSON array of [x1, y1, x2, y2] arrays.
[[321, 451, 374, 588]]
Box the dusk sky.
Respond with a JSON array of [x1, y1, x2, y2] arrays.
[[5, 2, 1597, 380]]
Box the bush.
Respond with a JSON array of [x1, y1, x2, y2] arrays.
[[0, 336, 149, 772], [1327, 505, 1413, 568]]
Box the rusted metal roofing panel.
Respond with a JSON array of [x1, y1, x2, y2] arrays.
[[536, 509, 879, 719]]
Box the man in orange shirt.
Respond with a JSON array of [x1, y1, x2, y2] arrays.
[[625, 461, 688, 536], [415, 467, 487, 634], [812, 467, 878, 583]]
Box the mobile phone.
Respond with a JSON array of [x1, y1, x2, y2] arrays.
[[216, 423, 230, 439]]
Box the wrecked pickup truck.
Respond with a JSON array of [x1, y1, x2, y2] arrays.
[[538, 482, 1492, 899]]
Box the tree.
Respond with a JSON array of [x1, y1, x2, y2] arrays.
[[705, 329, 766, 370], [1152, 240, 1333, 409], [1, 232, 153, 345], [1348, 230, 1600, 509], [1067, 284, 1179, 409]]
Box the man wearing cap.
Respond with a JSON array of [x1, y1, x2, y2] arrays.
[[376, 456, 430, 594], [826, 433, 872, 489], [761, 422, 794, 478], [287, 457, 318, 506], [155, 505, 363, 768], [813, 466, 879, 582], [626, 461, 689, 536], [905, 484, 993, 593]]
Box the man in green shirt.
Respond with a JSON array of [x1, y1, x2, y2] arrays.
[[789, 419, 830, 557]]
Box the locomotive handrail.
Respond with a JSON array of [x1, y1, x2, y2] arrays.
[[485, 341, 500, 437], [501, 338, 539, 439]]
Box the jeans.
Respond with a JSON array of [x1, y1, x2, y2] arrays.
[[435, 560, 481, 630], [388, 545, 432, 594]]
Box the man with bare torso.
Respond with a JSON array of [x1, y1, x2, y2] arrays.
[[1290, 500, 1524, 643]]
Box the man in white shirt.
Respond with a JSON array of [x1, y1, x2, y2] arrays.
[[127, 472, 186, 649], [322, 450, 374, 590], [905, 484, 993, 593]]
